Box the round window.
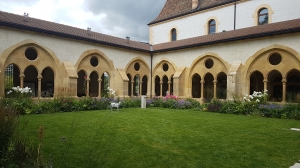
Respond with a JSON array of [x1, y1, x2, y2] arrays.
[[134, 62, 140, 71], [205, 59, 214, 69], [269, 53, 281, 65], [25, 48, 38, 60], [163, 63, 169, 72], [90, 56, 98, 67]]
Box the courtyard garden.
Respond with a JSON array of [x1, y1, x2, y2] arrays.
[[1, 87, 300, 167]]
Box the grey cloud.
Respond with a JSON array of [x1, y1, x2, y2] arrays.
[[84, 0, 166, 42]]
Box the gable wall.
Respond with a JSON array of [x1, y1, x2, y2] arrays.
[[150, 0, 300, 45]]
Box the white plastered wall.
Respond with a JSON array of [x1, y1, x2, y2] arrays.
[[0, 28, 150, 69], [150, 0, 300, 45]]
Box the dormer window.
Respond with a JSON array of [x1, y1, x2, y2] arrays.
[[208, 20, 216, 34], [171, 28, 177, 41], [258, 8, 268, 25]]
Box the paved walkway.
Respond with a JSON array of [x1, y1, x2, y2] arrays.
[[291, 163, 300, 168]]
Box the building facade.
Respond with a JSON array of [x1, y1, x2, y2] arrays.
[[1, 0, 300, 103]]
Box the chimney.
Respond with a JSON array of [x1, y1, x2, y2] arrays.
[[87, 27, 92, 36], [192, 0, 199, 10], [23, 12, 29, 22]]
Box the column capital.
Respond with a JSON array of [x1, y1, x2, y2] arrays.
[[213, 80, 218, 84], [98, 79, 102, 82]]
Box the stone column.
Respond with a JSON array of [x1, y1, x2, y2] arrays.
[[200, 80, 205, 99], [38, 77, 42, 98], [160, 81, 163, 97], [20, 74, 24, 88], [168, 80, 171, 95], [213, 80, 217, 99], [131, 81, 134, 96], [86, 79, 90, 97], [98, 79, 102, 98], [282, 78, 286, 102], [139, 81, 143, 96], [263, 79, 268, 91]]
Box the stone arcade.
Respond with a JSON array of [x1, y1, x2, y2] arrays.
[[1, 0, 300, 103]]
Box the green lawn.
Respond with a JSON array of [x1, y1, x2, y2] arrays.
[[19, 108, 300, 168]]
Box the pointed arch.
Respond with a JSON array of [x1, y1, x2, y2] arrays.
[[249, 70, 264, 95], [41, 67, 55, 97], [142, 75, 148, 95], [155, 75, 161, 97], [267, 70, 282, 101], [189, 52, 229, 80], [0, 39, 60, 68], [77, 70, 87, 97], [127, 73, 132, 96], [24, 65, 38, 97], [75, 49, 114, 73], [217, 72, 227, 99], [204, 73, 214, 101], [89, 71, 99, 97], [0, 40, 59, 98], [4, 64, 20, 97], [191, 73, 201, 98], [286, 69, 300, 102]]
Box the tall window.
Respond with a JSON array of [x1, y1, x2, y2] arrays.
[[258, 8, 268, 25], [208, 20, 216, 34], [171, 28, 177, 41]]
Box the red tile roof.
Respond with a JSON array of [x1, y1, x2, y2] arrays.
[[0, 11, 150, 52], [152, 18, 300, 52], [1, 10, 300, 54], [149, 0, 240, 25]]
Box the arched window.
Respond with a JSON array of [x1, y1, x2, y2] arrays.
[[171, 28, 177, 41], [258, 8, 268, 25], [208, 20, 216, 34]]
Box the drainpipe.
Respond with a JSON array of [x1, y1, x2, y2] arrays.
[[234, 3, 236, 30], [150, 45, 153, 98]]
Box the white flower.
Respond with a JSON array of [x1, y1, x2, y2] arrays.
[[256, 99, 260, 103], [249, 95, 253, 99]]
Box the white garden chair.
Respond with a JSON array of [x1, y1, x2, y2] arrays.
[[110, 102, 121, 111]]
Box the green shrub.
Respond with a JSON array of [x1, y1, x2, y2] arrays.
[[206, 99, 222, 112], [185, 98, 201, 108]]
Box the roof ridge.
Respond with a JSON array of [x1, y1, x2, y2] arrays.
[[0, 10, 151, 52], [152, 18, 300, 52]]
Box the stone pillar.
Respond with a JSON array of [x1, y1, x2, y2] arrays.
[[200, 80, 205, 99], [131, 81, 134, 96], [160, 81, 163, 97], [38, 77, 42, 98], [139, 81, 143, 95], [282, 78, 286, 102], [263, 79, 268, 91], [86, 79, 90, 97], [98, 79, 102, 98], [20, 74, 24, 88], [213, 80, 217, 99], [168, 80, 171, 95]]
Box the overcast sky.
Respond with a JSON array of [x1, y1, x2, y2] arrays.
[[0, 0, 166, 42]]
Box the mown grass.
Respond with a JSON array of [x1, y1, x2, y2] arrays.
[[18, 108, 300, 168]]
